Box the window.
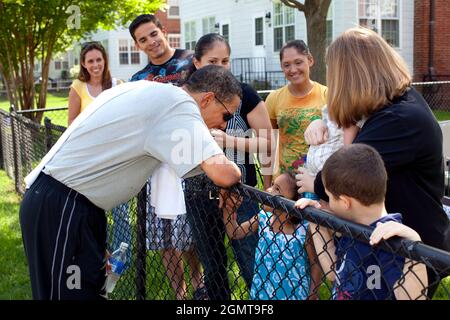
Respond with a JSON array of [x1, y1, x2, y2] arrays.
[[326, 2, 333, 46], [130, 42, 140, 64], [255, 17, 263, 46], [119, 39, 140, 65], [119, 40, 129, 65], [222, 24, 229, 43], [184, 21, 197, 50], [202, 16, 216, 35], [168, 34, 181, 48], [359, 0, 399, 47], [167, 0, 179, 18], [54, 61, 61, 70], [168, 6, 180, 18], [62, 61, 69, 70], [273, 1, 296, 51]]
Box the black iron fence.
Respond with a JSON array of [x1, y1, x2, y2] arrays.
[[0, 106, 450, 300]]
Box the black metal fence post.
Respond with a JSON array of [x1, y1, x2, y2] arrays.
[[0, 111, 4, 170], [44, 117, 53, 153], [10, 106, 21, 193], [135, 186, 147, 300]]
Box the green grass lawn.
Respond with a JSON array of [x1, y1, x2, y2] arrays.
[[0, 91, 69, 127], [0, 170, 31, 299], [434, 110, 450, 121]]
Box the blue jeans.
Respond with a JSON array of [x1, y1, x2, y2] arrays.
[[110, 202, 132, 267]]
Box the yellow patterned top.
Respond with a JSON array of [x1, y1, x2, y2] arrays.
[[266, 82, 327, 174]]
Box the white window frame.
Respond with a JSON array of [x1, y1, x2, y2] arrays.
[[184, 21, 197, 50], [273, 1, 296, 52], [167, 5, 180, 19], [221, 24, 230, 43], [326, 1, 334, 46], [168, 34, 181, 49], [255, 17, 264, 46], [202, 16, 216, 35], [358, 0, 401, 48], [118, 39, 140, 65]]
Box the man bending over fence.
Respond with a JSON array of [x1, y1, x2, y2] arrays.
[[19, 65, 242, 300]]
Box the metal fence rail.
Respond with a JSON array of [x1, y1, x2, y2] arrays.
[[0, 106, 449, 300], [255, 81, 450, 112]]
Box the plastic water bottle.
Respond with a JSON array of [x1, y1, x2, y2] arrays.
[[106, 242, 129, 294], [301, 155, 320, 200]]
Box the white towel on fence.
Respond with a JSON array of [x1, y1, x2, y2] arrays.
[[150, 163, 186, 220], [24, 81, 149, 189]]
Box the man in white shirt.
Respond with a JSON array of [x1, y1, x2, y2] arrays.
[[20, 65, 242, 300]]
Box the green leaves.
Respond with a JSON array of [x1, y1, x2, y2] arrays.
[[0, 0, 165, 111]]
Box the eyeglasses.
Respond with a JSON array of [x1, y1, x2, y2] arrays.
[[215, 96, 234, 122]]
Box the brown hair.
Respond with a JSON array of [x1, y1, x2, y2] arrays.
[[280, 170, 298, 201], [129, 14, 163, 41], [326, 27, 411, 128], [78, 42, 112, 90], [279, 39, 311, 61], [322, 144, 387, 206]]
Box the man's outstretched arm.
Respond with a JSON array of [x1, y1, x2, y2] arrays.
[[201, 154, 241, 187]]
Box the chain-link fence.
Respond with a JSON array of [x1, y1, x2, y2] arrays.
[[412, 81, 450, 112], [0, 106, 449, 300]]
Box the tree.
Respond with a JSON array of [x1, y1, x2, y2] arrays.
[[280, 0, 331, 85], [0, 0, 164, 119]]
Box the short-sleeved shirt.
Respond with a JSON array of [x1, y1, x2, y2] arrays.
[[250, 210, 310, 300], [225, 83, 261, 186], [266, 82, 327, 173], [333, 213, 405, 300], [70, 78, 121, 112], [130, 49, 192, 85], [43, 81, 223, 210]]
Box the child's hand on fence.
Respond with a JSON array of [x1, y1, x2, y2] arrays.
[[295, 198, 321, 210], [219, 188, 242, 214], [369, 221, 422, 246]]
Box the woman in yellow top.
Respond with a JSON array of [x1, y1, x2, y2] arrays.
[[68, 41, 129, 264], [266, 40, 327, 174], [68, 42, 122, 125]]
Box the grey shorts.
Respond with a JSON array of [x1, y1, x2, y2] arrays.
[[146, 206, 194, 251], [145, 182, 194, 251]]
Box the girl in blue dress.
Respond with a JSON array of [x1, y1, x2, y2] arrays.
[[223, 171, 321, 300]]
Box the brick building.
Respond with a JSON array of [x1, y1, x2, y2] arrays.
[[155, 0, 181, 49], [414, 0, 450, 81]]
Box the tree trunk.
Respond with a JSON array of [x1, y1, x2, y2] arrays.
[[305, 10, 328, 85], [36, 37, 55, 123]]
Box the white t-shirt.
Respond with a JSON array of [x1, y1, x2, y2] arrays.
[[42, 81, 223, 210]]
